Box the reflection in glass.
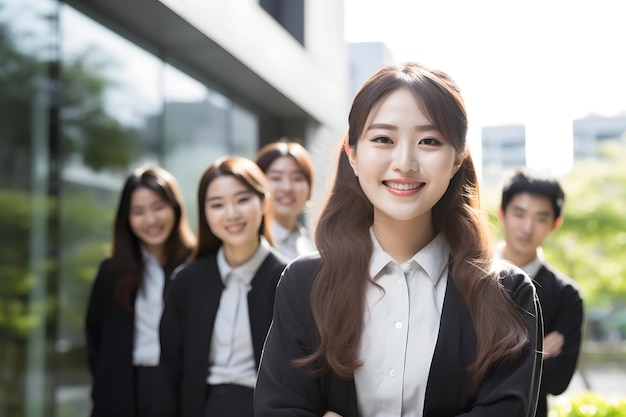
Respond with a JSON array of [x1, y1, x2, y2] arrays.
[[57, 4, 166, 416], [0, 0, 57, 416], [1, 1, 263, 415]]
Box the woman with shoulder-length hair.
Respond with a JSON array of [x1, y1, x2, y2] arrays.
[[255, 139, 316, 260], [154, 156, 288, 417], [85, 164, 196, 417], [254, 62, 543, 417]]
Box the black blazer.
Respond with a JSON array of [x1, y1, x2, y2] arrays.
[[254, 254, 543, 417], [533, 263, 584, 417], [154, 250, 287, 417], [85, 258, 178, 417]]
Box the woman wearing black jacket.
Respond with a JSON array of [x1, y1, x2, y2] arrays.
[[254, 62, 542, 417], [154, 156, 288, 417], [85, 164, 195, 417]]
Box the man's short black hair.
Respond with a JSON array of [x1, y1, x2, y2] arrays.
[[501, 170, 565, 219]]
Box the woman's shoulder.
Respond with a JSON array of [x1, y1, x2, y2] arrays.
[[264, 247, 291, 270], [93, 257, 115, 283], [490, 258, 535, 297], [279, 252, 321, 290], [169, 256, 218, 284]]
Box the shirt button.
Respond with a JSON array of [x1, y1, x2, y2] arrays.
[[395, 322, 403, 329], [402, 263, 411, 272], [389, 369, 397, 377], [396, 279, 403, 287]]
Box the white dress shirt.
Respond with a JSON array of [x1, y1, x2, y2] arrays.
[[207, 239, 270, 388], [133, 246, 165, 366], [494, 241, 544, 278], [271, 220, 315, 260], [354, 229, 449, 417]]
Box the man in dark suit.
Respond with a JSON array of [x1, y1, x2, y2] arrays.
[[497, 170, 584, 417]]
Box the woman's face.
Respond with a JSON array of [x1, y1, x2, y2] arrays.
[[347, 87, 459, 227], [204, 175, 265, 253], [128, 186, 176, 258], [265, 155, 310, 226]]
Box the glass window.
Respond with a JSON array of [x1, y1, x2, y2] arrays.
[[1, 2, 262, 416], [56, 5, 164, 416], [0, 0, 57, 416], [162, 64, 259, 230]]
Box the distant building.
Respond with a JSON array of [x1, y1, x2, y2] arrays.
[[480, 124, 526, 186], [573, 114, 626, 160], [348, 41, 394, 99], [480, 114, 626, 186]]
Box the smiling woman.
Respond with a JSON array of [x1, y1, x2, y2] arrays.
[[153, 156, 288, 417], [85, 164, 196, 417], [254, 62, 543, 417]]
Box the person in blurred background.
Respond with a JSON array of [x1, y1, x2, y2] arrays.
[[498, 170, 584, 417], [154, 156, 288, 417], [255, 139, 316, 260], [85, 164, 195, 417]]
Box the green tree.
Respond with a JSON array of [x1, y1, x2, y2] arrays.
[[544, 139, 626, 310]]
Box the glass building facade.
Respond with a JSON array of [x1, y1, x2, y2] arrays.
[[0, 0, 346, 415]]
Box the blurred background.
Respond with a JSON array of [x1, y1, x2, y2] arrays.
[[1, 0, 624, 416]]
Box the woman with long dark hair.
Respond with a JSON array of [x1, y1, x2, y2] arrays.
[[85, 164, 195, 417], [154, 156, 288, 417], [254, 62, 543, 417]]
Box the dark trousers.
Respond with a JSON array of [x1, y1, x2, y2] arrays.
[[205, 384, 254, 417], [135, 366, 158, 417]]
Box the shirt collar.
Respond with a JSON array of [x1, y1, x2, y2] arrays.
[[494, 241, 544, 278], [217, 238, 271, 286], [272, 221, 291, 243], [520, 247, 544, 278], [272, 220, 305, 242], [140, 245, 160, 266], [368, 228, 449, 286]]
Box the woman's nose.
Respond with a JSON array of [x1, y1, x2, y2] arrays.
[[277, 177, 292, 190], [225, 203, 240, 219], [392, 142, 418, 173]]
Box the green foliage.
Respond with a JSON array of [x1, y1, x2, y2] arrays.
[[0, 189, 49, 339], [550, 392, 626, 417], [62, 52, 143, 171], [544, 140, 626, 309]]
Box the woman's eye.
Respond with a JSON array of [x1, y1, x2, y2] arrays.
[[372, 136, 393, 144], [420, 137, 440, 146]]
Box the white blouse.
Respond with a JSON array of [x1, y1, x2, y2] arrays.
[[207, 239, 270, 388], [271, 220, 315, 260], [354, 230, 449, 417], [132, 247, 165, 366]]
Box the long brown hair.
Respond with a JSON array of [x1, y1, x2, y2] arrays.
[[194, 156, 274, 259], [301, 62, 528, 387], [112, 164, 195, 311]]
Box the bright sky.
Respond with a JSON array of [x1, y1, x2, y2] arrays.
[[344, 0, 626, 175]]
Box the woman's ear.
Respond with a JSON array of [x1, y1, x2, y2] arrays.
[[262, 192, 271, 215], [345, 136, 358, 177], [451, 163, 461, 179], [552, 216, 563, 232]]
